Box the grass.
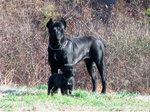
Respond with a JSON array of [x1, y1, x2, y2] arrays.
[[0, 85, 150, 111]]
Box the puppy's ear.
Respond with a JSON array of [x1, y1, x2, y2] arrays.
[[60, 18, 66, 29], [46, 18, 53, 28], [74, 68, 76, 73], [73, 68, 76, 76]]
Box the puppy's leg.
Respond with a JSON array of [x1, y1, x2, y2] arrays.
[[69, 88, 73, 95], [52, 86, 58, 95], [61, 88, 65, 95], [48, 82, 53, 95], [61, 88, 68, 95]]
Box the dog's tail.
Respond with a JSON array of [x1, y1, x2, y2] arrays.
[[102, 41, 106, 48], [99, 39, 106, 48]]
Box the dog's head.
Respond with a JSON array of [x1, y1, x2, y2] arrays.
[[46, 18, 66, 49], [61, 65, 76, 77]]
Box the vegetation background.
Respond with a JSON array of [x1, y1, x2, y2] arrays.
[[0, 0, 150, 94]]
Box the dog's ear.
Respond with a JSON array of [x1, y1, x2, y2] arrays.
[[46, 18, 53, 28], [60, 18, 66, 29]]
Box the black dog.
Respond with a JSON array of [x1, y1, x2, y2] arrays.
[[48, 65, 75, 95], [47, 18, 107, 93]]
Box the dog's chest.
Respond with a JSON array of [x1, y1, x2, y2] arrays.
[[53, 51, 68, 63]]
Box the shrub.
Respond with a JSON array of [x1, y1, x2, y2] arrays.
[[41, 4, 59, 30], [145, 8, 150, 17]]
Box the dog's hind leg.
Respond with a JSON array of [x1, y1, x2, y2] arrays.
[[91, 41, 107, 93], [95, 55, 107, 94], [85, 59, 98, 92]]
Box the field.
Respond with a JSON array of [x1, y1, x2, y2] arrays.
[[0, 85, 150, 111]]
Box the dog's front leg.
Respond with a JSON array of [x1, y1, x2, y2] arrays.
[[51, 68, 59, 93], [51, 67, 58, 74]]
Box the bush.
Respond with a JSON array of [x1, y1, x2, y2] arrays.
[[145, 8, 150, 17], [41, 4, 59, 30]]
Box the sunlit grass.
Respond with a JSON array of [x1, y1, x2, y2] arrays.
[[0, 86, 150, 111]]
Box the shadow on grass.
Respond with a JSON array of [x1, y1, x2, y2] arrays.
[[0, 90, 17, 94], [0, 89, 36, 97]]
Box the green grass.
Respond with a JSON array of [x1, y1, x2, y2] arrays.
[[0, 86, 150, 111]]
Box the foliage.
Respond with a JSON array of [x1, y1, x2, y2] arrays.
[[41, 4, 59, 30], [145, 8, 150, 17]]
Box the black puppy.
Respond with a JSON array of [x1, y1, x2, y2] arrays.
[[48, 65, 75, 95], [47, 18, 107, 93]]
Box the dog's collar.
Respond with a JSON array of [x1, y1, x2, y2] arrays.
[[49, 40, 68, 51]]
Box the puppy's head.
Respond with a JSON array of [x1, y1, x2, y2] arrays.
[[46, 18, 66, 49], [61, 65, 76, 77]]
